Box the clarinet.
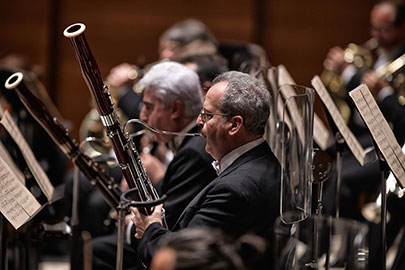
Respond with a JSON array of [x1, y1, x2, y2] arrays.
[[63, 23, 165, 216], [4, 72, 121, 209]]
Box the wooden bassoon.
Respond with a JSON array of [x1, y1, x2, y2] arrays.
[[5, 72, 121, 209], [63, 23, 165, 215]]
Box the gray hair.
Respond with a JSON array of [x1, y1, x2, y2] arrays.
[[212, 71, 271, 136], [139, 61, 203, 117]]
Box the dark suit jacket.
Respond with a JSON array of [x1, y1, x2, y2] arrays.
[[137, 141, 281, 266], [155, 125, 218, 229], [93, 125, 216, 269]]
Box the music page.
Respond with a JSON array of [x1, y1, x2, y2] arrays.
[[0, 154, 41, 229], [349, 84, 405, 187], [0, 111, 54, 200], [0, 140, 25, 184], [311, 76, 375, 166]]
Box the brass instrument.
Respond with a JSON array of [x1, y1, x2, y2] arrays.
[[375, 53, 405, 106], [322, 38, 405, 124], [321, 38, 378, 123]]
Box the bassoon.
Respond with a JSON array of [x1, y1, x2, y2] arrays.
[[5, 72, 121, 209], [63, 23, 165, 215]]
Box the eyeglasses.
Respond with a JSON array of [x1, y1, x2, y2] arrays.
[[199, 109, 231, 122]]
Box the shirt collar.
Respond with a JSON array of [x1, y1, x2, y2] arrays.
[[212, 137, 264, 175]]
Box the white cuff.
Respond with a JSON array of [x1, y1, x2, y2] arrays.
[[341, 64, 357, 85], [377, 86, 394, 101]]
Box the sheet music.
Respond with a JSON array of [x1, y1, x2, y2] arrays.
[[0, 111, 54, 200], [0, 106, 25, 184], [0, 140, 25, 184], [0, 154, 41, 229], [349, 84, 405, 187], [311, 76, 375, 166], [278, 65, 334, 150]]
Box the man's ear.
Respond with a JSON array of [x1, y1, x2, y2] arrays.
[[228, 115, 243, 135], [171, 99, 184, 119]]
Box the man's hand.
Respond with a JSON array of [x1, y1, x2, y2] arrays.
[[361, 71, 389, 96], [130, 204, 163, 239], [105, 63, 134, 89], [323, 46, 348, 74]]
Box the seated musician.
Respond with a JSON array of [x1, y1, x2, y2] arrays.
[[131, 71, 282, 269], [322, 2, 405, 269], [92, 61, 217, 269]]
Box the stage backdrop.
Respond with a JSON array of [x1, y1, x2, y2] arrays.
[[0, 0, 373, 139]]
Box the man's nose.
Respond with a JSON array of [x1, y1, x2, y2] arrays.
[[196, 114, 204, 128]]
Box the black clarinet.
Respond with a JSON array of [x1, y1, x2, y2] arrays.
[[63, 23, 166, 217], [4, 72, 121, 209]]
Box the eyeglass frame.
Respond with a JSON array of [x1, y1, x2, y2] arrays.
[[198, 109, 232, 122]]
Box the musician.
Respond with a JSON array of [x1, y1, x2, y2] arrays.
[[323, 2, 405, 269], [91, 61, 217, 269], [158, 18, 217, 61], [322, 0, 405, 215], [179, 53, 229, 99], [131, 71, 281, 268], [324, 1, 405, 96]]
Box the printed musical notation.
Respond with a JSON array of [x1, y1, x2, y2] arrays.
[[349, 84, 405, 187], [0, 110, 54, 200], [311, 76, 376, 166], [0, 154, 41, 229]]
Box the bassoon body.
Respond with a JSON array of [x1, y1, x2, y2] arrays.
[[5, 72, 121, 209], [63, 23, 163, 215]]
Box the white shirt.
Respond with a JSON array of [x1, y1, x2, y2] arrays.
[[212, 137, 265, 175], [167, 118, 198, 154]]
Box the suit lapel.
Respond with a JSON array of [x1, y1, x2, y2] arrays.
[[172, 142, 271, 230]]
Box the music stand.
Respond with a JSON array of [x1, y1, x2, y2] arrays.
[[334, 131, 345, 218]]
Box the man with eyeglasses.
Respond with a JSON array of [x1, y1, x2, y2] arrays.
[[131, 71, 281, 269], [92, 61, 217, 269]]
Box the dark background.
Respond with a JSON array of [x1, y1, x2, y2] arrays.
[[0, 0, 374, 139]]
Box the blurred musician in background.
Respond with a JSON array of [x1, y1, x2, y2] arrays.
[[323, 0, 405, 141], [158, 18, 217, 61], [131, 71, 281, 269], [322, 0, 405, 217], [179, 53, 229, 99], [91, 61, 217, 269], [322, 1, 405, 269], [150, 227, 268, 270]]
